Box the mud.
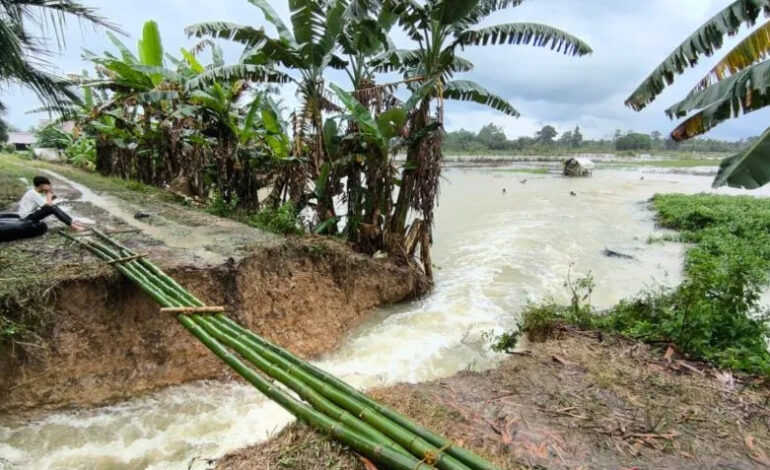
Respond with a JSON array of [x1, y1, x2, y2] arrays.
[[217, 329, 770, 470], [0, 237, 425, 412]]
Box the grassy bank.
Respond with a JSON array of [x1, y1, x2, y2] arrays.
[[506, 193, 770, 376]]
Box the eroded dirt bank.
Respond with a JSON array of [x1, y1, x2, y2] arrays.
[[217, 329, 770, 470], [0, 238, 426, 412]]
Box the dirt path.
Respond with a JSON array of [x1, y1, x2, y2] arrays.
[[217, 329, 770, 470]]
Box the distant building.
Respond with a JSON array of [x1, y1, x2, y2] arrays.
[[7, 132, 35, 151]]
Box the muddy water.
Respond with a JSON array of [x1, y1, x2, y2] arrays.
[[3, 169, 768, 469]]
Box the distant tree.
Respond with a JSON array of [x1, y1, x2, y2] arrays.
[[665, 137, 680, 151], [536, 125, 558, 144], [572, 126, 583, 147], [478, 123, 508, 150], [0, 116, 8, 143], [558, 130, 573, 146], [614, 129, 622, 140], [651, 130, 662, 141], [616, 133, 653, 151]]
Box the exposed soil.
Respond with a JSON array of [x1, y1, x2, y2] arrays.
[[0, 156, 428, 412], [216, 328, 770, 470]]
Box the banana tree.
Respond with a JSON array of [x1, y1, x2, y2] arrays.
[[379, 0, 591, 275], [186, 0, 352, 227], [329, 82, 411, 247], [626, 0, 770, 189]]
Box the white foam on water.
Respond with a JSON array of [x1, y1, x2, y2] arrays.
[[4, 169, 770, 469]]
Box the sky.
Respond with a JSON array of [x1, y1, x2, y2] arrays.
[[3, 0, 769, 141]]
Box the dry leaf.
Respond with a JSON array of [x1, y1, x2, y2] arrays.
[[359, 456, 379, 470]]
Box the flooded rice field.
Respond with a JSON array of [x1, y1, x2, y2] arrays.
[[3, 167, 769, 469]]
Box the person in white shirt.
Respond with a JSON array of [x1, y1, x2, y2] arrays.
[[18, 176, 84, 231]]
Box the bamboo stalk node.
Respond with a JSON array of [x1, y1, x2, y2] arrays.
[[160, 306, 226, 315], [417, 442, 452, 468], [106, 253, 147, 264]]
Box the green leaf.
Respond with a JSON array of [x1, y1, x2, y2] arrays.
[[185, 65, 292, 90], [691, 20, 770, 94], [329, 82, 383, 144], [106, 31, 137, 63], [315, 161, 332, 200], [138, 21, 165, 86], [261, 107, 281, 134], [666, 59, 770, 141], [626, 0, 770, 111], [713, 126, 770, 189], [435, 0, 481, 26], [376, 108, 407, 139], [443, 80, 519, 116], [315, 215, 340, 234], [247, 0, 296, 45], [323, 118, 339, 158], [180, 47, 205, 74], [455, 23, 592, 56]]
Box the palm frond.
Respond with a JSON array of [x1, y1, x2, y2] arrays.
[[383, 0, 428, 41], [462, 0, 526, 26], [185, 22, 269, 47], [455, 23, 592, 56], [370, 48, 422, 73], [443, 79, 519, 116], [247, 0, 296, 45], [185, 64, 293, 90], [666, 60, 770, 119], [693, 20, 770, 93], [106, 31, 137, 63], [626, 0, 770, 111], [713, 126, 770, 188]]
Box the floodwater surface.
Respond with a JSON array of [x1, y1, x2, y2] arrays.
[[2, 168, 767, 469]]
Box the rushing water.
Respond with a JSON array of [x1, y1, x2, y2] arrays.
[[3, 168, 768, 470]]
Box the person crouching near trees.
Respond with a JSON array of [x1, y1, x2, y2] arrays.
[[18, 176, 85, 232]]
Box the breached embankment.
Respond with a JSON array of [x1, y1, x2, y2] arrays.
[[0, 238, 426, 412], [0, 157, 427, 412]]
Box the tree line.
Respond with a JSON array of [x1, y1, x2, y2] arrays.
[[0, 0, 593, 278], [444, 123, 752, 155]]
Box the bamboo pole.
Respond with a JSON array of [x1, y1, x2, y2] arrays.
[[192, 315, 413, 458], [179, 314, 435, 470], [213, 315, 500, 470], [207, 315, 474, 470]]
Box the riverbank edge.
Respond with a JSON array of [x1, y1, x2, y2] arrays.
[[214, 327, 770, 470]]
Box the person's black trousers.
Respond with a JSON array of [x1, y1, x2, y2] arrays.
[[24, 205, 73, 226]]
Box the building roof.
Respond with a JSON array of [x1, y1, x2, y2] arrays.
[[7, 132, 35, 145]]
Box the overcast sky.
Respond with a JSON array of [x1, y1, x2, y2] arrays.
[[3, 0, 768, 141]]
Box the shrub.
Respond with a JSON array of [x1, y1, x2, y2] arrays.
[[207, 188, 239, 217], [248, 202, 301, 235], [65, 136, 96, 170]]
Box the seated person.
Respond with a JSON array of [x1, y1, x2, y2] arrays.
[[18, 176, 85, 231]]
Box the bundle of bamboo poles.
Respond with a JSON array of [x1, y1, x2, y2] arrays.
[[59, 229, 501, 470]]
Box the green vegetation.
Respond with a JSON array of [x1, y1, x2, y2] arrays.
[[498, 194, 770, 376], [626, 0, 770, 189], [248, 202, 301, 235], [13, 0, 591, 279], [614, 132, 652, 151], [444, 123, 749, 157]]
